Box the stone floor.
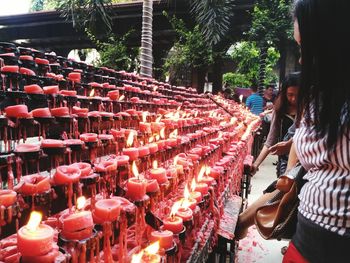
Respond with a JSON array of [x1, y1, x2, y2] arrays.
[[236, 155, 288, 263]]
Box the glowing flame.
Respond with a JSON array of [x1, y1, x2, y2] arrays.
[[89, 89, 95, 97], [209, 111, 214, 117], [155, 135, 160, 141], [27, 211, 42, 232], [126, 131, 135, 147], [176, 106, 181, 112], [194, 111, 198, 117], [174, 111, 180, 120], [156, 115, 162, 123], [173, 155, 179, 165], [149, 136, 154, 143], [152, 160, 158, 169], [131, 251, 144, 263], [145, 241, 160, 255], [230, 117, 237, 125], [77, 196, 86, 210], [170, 201, 181, 217], [197, 165, 206, 182], [132, 161, 139, 178], [239, 95, 243, 103], [169, 129, 178, 139], [142, 112, 148, 123], [191, 178, 196, 192], [164, 112, 174, 119], [119, 95, 125, 101], [160, 127, 165, 139], [153, 86, 158, 92], [184, 185, 190, 200], [205, 166, 211, 176], [218, 132, 223, 139]]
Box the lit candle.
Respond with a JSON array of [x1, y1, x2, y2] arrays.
[[163, 202, 183, 234], [150, 230, 174, 250], [131, 242, 161, 263], [175, 207, 193, 222], [61, 197, 94, 240], [17, 211, 55, 258], [150, 161, 168, 184], [138, 145, 150, 157], [127, 162, 147, 201]]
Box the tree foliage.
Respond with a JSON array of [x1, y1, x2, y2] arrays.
[[190, 0, 236, 46], [223, 41, 280, 88], [163, 14, 213, 84], [86, 29, 139, 71]]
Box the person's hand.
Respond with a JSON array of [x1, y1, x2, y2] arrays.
[[269, 141, 292, 155], [250, 163, 259, 175]]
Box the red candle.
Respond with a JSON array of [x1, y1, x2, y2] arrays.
[[175, 207, 193, 221], [200, 176, 215, 186], [166, 139, 177, 148], [20, 67, 36, 76], [68, 72, 81, 82], [139, 122, 151, 133], [72, 106, 89, 116], [1, 65, 19, 73], [17, 174, 50, 196], [80, 133, 98, 143], [94, 160, 117, 173], [194, 182, 209, 195], [53, 165, 81, 185], [107, 90, 119, 100], [15, 143, 40, 153], [64, 139, 84, 147], [156, 140, 166, 151], [94, 199, 121, 222], [0, 190, 17, 207], [31, 108, 52, 118], [150, 230, 174, 250], [35, 58, 49, 65], [127, 178, 147, 201], [17, 212, 54, 257], [43, 85, 59, 95], [111, 129, 125, 139], [138, 146, 150, 157], [24, 84, 43, 94], [60, 90, 77, 96], [163, 216, 183, 234], [5, 105, 30, 118], [20, 55, 33, 61], [41, 139, 64, 148], [146, 179, 160, 193], [150, 161, 168, 184], [123, 147, 139, 161], [50, 107, 70, 117], [114, 155, 129, 166], [70, 162, 91, 177], [190, 191, 202, 203]]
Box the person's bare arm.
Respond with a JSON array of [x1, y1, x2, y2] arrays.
[[285, 142, 299, 173], [269, 138, 293, 155], [251, 146, 270, 175]]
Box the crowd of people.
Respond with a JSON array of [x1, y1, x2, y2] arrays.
[[219, 0, 350, 262]]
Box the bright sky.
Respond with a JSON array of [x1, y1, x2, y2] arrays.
[[0, 0, 31, 16]]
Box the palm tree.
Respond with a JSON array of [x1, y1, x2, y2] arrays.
[[140, 0, 153, 78]]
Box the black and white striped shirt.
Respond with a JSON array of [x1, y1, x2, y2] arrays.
[[294, 114, 350, 236]]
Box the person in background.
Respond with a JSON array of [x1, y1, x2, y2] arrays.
[[263, 85, 276, 110], [245, 86, 264, 115], [251, 72, 300, 177], [283, 0, 350, 262]]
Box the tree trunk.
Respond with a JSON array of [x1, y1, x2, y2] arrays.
[[140, 0, 153, 78], [212, 57, 223, 94], [192, 67, 206, 94], [258, 43, 268, 95]]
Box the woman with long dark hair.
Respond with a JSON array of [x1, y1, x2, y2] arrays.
[[251, 73, 299, 177], [283, 0, 350, 262]]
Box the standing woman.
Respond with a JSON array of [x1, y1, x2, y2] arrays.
[[284, 0, 350, 262]]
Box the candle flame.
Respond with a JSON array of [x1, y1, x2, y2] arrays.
[[170, 201, 181, 217], [218, 132, 223, 139], [197, 165, 206, 182], [119, 95, 125, 101], [174, 111, 180, 120], [142, 112, 148, 123], [145, 241, 160, 255], [77, 196, 86, 210], [191, 178, 196, 192], [184, 185, 190, 200], [239, 95, 243, 103], [132, 161, 139, 178], [194, 111, 198, 117], [152, 160, 158, 169], [205, 166, 211, 176], [131, 251, 144, 263], [173, 155, 179, 165], [164, 112, 174, 119], [148, 136, 154, 143], [169, 129, 178, 139], [156, 115, 162, 123], [155, 135, 160, 141], [230, 117, 237, 125], [27, 211, 42, 232], [160, 127, 165, 139], [153, 86, 158, 92], [126, 131, 135, 147], [89, 89, 95, 97]]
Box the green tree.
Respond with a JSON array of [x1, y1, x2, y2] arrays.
[[248, 0, 293, 92], [30, 0, 44, 11], [223, 41, 280, 88], [163, 15, 213, 92]]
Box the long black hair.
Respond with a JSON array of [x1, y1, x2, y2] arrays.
[[274, 72, 300, 121], [294, 0, 350, 148]]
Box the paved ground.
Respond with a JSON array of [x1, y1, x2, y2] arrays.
[[237, 155, 288, 263]]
